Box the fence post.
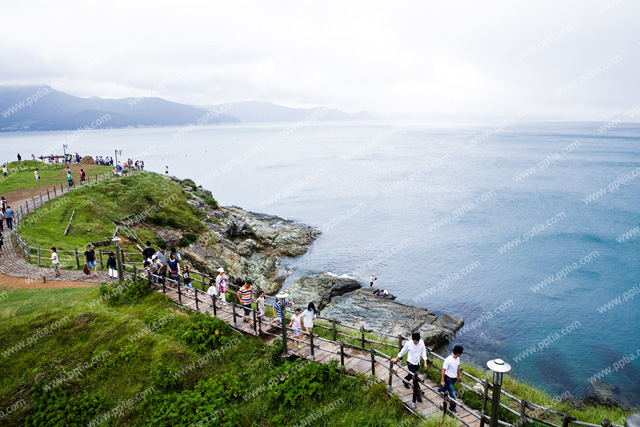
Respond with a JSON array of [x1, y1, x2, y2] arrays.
[[480, 379, 490, 427], [602, 419, 611, 427], [162, 277, 166, 293], [195, 288, 199, 311], [252, 309, 257, 334], [309, 332, 315, 360], [53, 186, 56, 197], [27, 245, 31, 263], [563, 415, 576, 427], [60, 183, 63, 193], [332, 318, 337, 341], [40, 193, 43, 206], [37, 246, 41, 267], [75, 249, 80, 268], [99, 250, 104, 269], [413, 370, 420, 409], [388, 360, 394, 390], [25, 201, 29, 214], [398, 334, 403, 352], [258, 315, 262, 336], [177, 279, 182, 304], [212, 294, 217, 316], [231, 302, 237, 325], [442, 391, 448, 414], [147, 269, 152, 289], [520, 400, 527, 427], [47, 189, 50, 201], [370, 347, 376, 376], [133, 264, 137, 281], [340, 341, 345, 366], [360, 326, 366, 348]]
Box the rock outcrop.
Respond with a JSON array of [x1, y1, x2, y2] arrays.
[[286, 274, 464, 348], [154, 178, 320, 294]]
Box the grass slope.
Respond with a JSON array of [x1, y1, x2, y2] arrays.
[[0, 284, 439, 427]]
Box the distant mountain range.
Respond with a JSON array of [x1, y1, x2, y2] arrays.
[[202, 101, 374, 123], [0, 85, 373, 132]]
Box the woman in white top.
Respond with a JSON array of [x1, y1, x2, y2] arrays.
[[302, 302, 317, 335]]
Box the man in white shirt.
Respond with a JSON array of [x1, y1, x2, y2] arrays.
[[391, 332, 428, 402], [437, 345, 464, 412]]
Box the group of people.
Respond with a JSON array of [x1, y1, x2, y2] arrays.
[[370, 274, 391, 297]]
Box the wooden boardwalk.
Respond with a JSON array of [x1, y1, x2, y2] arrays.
[[153, 281, 482, 426]]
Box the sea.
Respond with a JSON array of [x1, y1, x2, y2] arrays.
[[2, 121, 639, 402]]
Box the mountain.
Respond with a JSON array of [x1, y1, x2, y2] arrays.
[[201, 101, 375, 123], [0, 85, 239, 131]]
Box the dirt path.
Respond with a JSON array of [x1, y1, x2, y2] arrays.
[[0, 273, 97, 291]]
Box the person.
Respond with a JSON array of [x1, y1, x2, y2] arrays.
[[167, 253, 180, 284], [391, 332, 428, 403], [2, 165, 8, 178], [216, 267, 228, 307], [34, 168, 40, 182], [182, 265, 193, 294], [207, 278, 218, 305], [272, 298, 294, 324], [437, 345, 464, 413], [80, 169, 86, 184], [302, 302, 317, 336], [1, 197, 6, 213], [67, 169, 73, 187], [48, 247, 60, 276], [374, 277, 378, 288], [84, 244, 98, 277], [237, 280, 254, 325], [107, 252, 117, 279], [370, 274, 375, 287], [4, 206, 13, 230], [170, 247, 181, 263], [374, 289, 390, 297], [17, 153, 21, 162], [0, 209, 3, 232], [289, 308, 304, 346], [165, 165, 169, 177], [255, 291, 266, 321], [0, 233, 3, 256], [155, 245, 168, 284], [142, 241, 155, 262]]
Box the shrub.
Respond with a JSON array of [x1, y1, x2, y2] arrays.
[[148, 212, 167, 226], [200, 194, 219, 209], [99, 277, 150, 305], [180, 312, 234, 353], [25, 388, 107, 427], [267, 359, 340, 409], [167, 217, 179, 228], [179, 232, 198, 247], [183, 178, 197, 190]]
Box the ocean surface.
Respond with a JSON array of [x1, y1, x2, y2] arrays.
[[2, 121, 639, 402]]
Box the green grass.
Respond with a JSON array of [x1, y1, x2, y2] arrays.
[[0, 160, 112, 194], [0, 285, 445, 426], [19, 172, 207, 257]]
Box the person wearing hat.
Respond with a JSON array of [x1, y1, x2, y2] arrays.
[[215, 267, 228, 307], [391, 332, 428, 402], [437, 345, 464, 412]]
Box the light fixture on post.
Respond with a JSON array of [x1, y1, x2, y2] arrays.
[[276, 292, 289, 356], [487, 358, 511, 427]]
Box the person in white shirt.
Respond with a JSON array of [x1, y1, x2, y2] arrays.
[[50, 247, 60, 277], [391, 332, 428, 402], [437, 345, 464, 412]]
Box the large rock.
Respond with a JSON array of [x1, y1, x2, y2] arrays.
[[586, 381, 640, 410], [285, 274, 361, 310], [320, 286, 461, 347], [80, 156, 95, 164]]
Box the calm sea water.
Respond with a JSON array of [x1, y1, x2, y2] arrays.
[[3, 122, 639, 400]]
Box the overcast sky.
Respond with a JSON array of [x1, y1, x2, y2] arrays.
[[1, 0, 638, 120]]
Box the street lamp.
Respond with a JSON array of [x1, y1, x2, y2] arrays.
[[115, 149, 122, 168], [487, 359, 511, 427], [62, 144, 68, 156], [112, 237, 123, 285], [276, 292, 289, 356]]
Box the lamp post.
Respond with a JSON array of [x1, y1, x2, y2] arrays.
[[62, 144, 68, 156], [112, 237, 123, 285], [487, 359, 511, 427], [276, 292, 289, 356], [115, 149, 122, 169]]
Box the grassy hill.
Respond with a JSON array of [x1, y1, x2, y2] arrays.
[[0, 282, 435, 426], [18, 171, 207, 257]]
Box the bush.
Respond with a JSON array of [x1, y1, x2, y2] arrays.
[[179, 232, 198, 247], [200, 194, 219, 209], [148, 212, 167, 226], [180, 312, 234, 353], [266, 359, 340, 409], [25, 388, 107, 427], [167, 217, 179, 228], [183, 179, 197, 190], [99, 277, 150, 305]]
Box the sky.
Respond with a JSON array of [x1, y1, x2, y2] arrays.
[[0, 0, 638, 120]]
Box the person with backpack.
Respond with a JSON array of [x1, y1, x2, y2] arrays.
[[216, 267, 228, 308], [107, 252, 117, 279], [167, 253, 180, 284], [80, 169, 86, 184]]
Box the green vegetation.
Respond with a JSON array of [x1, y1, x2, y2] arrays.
[[0, 283, 442, 426], [19, 172, 207, 256], [0, 160, 111, 194]]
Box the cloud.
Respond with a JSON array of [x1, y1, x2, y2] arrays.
[[0, 0, 638, 120]]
